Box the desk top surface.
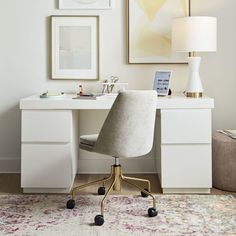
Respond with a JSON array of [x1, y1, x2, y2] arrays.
[[20, 93, 214, 110]]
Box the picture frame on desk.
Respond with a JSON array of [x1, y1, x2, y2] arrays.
[[59, 0, 114, 10], [128, 0, 190, 64], [51, 16, 99, 80]]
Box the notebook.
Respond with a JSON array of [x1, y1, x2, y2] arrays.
[[72, 94, 106, 100]]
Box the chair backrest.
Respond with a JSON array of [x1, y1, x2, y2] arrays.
[[95, 90, 157, 158]]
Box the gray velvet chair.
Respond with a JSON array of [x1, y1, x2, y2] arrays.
[[66, 90, 158, 226]]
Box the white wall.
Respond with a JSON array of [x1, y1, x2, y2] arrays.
[[0, 0, 235, 172], [192, 0, 236, 131]]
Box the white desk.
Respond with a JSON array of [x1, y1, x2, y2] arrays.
[[20, 93, 214, 194]]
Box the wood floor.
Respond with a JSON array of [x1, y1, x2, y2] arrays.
[[0, 174, 235, 197]]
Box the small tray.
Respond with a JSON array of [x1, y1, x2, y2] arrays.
[[40, 92, 65, 98]]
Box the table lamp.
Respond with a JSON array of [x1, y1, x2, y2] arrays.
[[172, 16, 217, 98]]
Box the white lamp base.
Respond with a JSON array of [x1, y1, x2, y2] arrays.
[[186, 56, 203, 98]]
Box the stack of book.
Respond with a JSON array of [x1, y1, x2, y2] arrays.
[[218, 130, 236, 139]]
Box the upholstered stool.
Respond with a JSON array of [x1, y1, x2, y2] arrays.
[[212, 132, 236, 192]]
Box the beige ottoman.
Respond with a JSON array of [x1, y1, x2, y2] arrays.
[[213, 132, 236, 192]]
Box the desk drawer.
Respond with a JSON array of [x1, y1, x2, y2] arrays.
[[21, 143, 73, 188], [161, 144, 212, 188], [161, 109, 211, 144], [22, 110, 72, 142]]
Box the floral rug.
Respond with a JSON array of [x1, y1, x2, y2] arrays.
[[0, 194, 235, 236]]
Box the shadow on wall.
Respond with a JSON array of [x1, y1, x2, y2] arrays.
[[55, 0, 59, 9], [0, 105, 21, 158], [46, 16, 51, 81]]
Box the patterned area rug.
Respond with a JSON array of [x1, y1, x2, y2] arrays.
[[0, 194, 235, 236]]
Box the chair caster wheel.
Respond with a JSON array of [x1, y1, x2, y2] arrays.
[[141, 188, 149, 198], [98, 187, 106, 195], [66, 199, 75, 209], [148, 207, 158, 217], [94, 215, 104, 226]]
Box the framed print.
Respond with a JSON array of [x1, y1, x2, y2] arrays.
[[51, 16, 99, 80], [153, 70, 172, 96], [59, 0, 114, 9], [128, 0, 190, 64]]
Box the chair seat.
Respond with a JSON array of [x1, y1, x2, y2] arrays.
[[79, 134, 98, 152]]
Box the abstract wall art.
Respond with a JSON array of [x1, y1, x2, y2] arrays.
[[128, 0, 190, 64]]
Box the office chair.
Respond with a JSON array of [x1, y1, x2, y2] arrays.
[[66, 90, 158, 226]]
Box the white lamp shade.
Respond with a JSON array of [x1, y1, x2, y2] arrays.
[[172, 16, 217, 52]]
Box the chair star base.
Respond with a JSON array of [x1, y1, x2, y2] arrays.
[[67, 163, 158, 225]]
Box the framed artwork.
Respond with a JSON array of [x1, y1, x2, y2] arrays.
[[128, 0, 191, 64], [51, 16, 99, 80], [59, 0, 114, 9]]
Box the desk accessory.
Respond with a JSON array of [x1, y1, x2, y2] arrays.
[[172, 16, 217, 98], [40, 91, 64, 98], [102, 83, 128, 94], [72, 93, 117, 100], [153, 71, 172, 96], [102, 76, 128, 94], [102, 76, 119, 94], [73, 94, 103, 100], [78, 84, 83, 96]]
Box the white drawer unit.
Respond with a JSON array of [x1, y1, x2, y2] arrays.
[[21, 143, 73, 188], [161, 109, 212, 144], [21, 109, 77, 193], [22, 110, 72, 143], [157, 108, 213, 194], [161, 144, 212, 189]]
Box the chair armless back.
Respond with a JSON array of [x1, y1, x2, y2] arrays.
[[94, 90, 157, 158]]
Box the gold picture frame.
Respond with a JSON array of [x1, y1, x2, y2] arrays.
[[128, 0, 191, 64]]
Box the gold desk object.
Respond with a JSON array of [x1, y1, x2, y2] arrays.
[[186, 92, 203, 98]]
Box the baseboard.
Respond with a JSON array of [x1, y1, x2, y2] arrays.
[[162, 188, 211, 194], [0, 157, 21, 173], [23, 188, 71, 194]]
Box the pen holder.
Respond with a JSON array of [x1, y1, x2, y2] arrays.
[[102, 82, 128, 94]]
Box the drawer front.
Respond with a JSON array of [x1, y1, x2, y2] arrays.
[[161, 109, 211, 144], [21, 144, 73, 188], [161, 144, 212, 188], [22, 110, 72, 142]]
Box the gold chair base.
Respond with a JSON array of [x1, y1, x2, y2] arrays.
[[71, 164, 157, 216]]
